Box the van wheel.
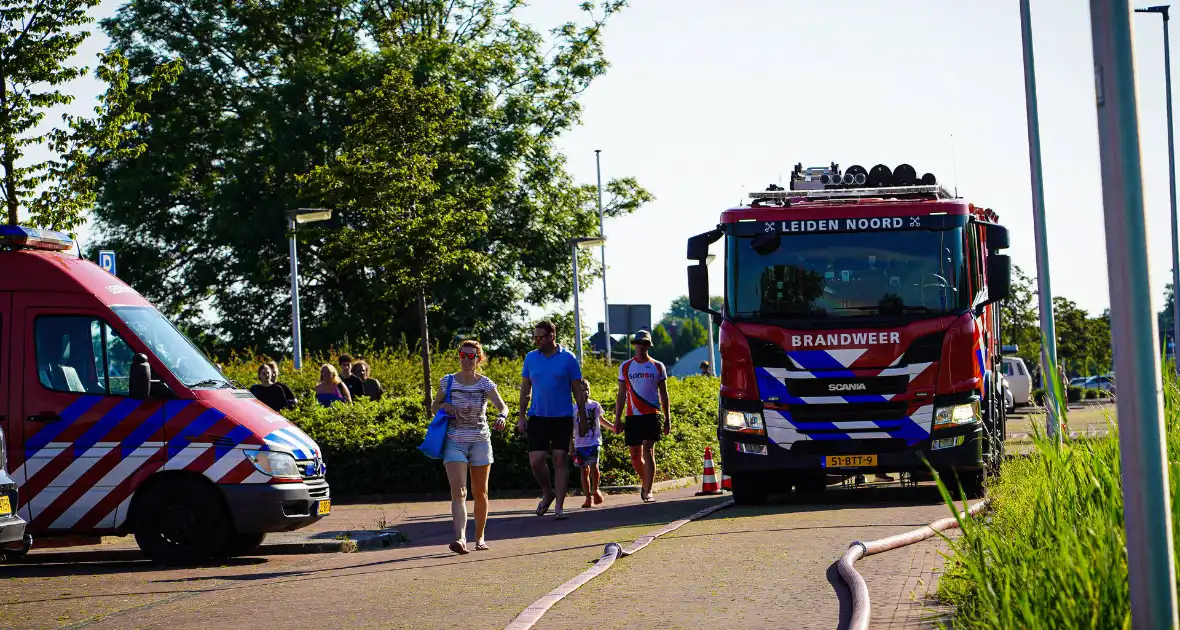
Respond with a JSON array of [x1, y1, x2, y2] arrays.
[[730, 474, 768, 505], [222, 532, 266, 558], [133, 477, 231, 565]]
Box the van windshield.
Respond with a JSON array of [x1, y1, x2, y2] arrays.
[[112, 306, 228, 388]]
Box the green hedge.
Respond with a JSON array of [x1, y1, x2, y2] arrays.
[[222, 351, 721, 496]]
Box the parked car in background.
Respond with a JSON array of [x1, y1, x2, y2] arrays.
[[0, 426, 30, 561], [1001, 357, 1032, 406], [1069, 376, 1090, 388], [1002, 375, 1015, 414], [1084, 374, 1116, 395]]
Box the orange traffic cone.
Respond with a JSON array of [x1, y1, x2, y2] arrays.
[[696, 446, 722, 495], [721, 472, 732, 491]]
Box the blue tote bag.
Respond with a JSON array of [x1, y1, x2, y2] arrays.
[[418, 375, 453, 459]]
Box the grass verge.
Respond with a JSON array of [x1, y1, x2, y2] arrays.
[[934, 386, 1158, 628]]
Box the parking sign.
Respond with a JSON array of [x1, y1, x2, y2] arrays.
[[98, 250, 116, 276]]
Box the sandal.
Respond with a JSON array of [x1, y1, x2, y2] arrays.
[[641, 493, 656, 503], [449, 541, 469, 555], [554, 509, 568, 521], [536, 495, 555, 516], [593, 492, 604, 505], [475, 541, 490, 551], [581, 497, 593, 508]]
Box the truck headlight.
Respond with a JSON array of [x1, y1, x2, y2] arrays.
[[933, 401, 980, 428], [243, 449, 301, 479], [724, 410, 765, 431]]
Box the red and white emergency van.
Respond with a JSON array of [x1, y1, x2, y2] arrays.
[[0, 225, 330, 564]]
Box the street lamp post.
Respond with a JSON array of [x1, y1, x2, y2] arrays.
[[1090, 2, 1178, 626], [287, 207, 333, 370], [569, 236, 607, 365], [596, 150, 611, 364], [1136, 5, 1180, 375], [1019, 0, 1065, 441]]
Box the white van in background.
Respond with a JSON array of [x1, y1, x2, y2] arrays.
[[1001, 357, 1032, 407]]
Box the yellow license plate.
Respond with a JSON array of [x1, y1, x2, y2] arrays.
[[0, 496, 10, 516], [825, 454, 877, 468], [316, 500, 331, 516]]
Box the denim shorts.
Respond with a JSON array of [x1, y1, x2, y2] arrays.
[[442, 438, 494, 466]]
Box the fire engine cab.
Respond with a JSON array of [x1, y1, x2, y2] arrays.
[[687, 163, 1011, 503], [0, 225, 331, 563]]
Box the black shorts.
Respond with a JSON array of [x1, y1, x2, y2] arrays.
[[624, 414, 662, 447], [527, 416, 574, 453]]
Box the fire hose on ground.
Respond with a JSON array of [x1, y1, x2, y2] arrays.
[[837, 498, 990, 630]]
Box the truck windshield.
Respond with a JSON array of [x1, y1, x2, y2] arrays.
[[111, 306, 229, 388], [728, 227, 968, 319]]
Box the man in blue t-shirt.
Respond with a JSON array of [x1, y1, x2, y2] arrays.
[[519, 320, 588, 520]]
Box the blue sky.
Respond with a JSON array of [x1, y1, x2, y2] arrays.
[[54, 2, 1180, 332]]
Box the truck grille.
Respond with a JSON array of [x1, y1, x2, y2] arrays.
[[786, 375, 909, 397], [786, 401, 908, 424]]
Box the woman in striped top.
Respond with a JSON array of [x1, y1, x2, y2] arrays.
[[430, 340, 509, 554]]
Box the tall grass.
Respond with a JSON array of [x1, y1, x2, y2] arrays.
[[936, 375, 1180, 628]]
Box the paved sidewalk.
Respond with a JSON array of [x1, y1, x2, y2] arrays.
[[858, 535, 954, 629]]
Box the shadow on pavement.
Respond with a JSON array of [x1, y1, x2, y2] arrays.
[[0, 556, 265, 581], [827, 560, 853, 630]]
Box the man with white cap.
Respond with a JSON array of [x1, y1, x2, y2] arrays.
[[614, 330, 671, 502]]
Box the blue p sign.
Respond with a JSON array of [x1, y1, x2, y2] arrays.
[[98, 250, 116, 276]]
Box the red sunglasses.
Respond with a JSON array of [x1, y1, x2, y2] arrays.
[[459, 351, 480, 360]]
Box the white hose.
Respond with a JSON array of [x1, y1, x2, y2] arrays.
[[838, 499, 990, 630], [505, 499, 734, 629]]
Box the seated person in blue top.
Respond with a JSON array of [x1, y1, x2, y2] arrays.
[[315, 364, 352, 407], [518, 320, 589, 521]]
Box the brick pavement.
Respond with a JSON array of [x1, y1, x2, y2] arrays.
[[859, 535, 955, 629]]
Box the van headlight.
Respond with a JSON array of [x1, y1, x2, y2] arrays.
[[933, 401, 981, 428], [724, 410, 765, 432], [243, 449, 301, 479]]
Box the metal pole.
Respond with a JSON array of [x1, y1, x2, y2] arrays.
[[1019, 0, 1064, 441], [1090, 3, 1178, 627], [572, 243, 584, 365], [705, 312, 716, 376], [287, 217, 303, 370], [596, 150, 611, 364], [1163, 9, 1180, 376]]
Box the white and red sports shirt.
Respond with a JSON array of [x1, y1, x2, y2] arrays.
[[618, 357, 667, 416]]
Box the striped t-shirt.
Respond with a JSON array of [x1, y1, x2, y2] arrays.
[[443, 374, 499, 443]]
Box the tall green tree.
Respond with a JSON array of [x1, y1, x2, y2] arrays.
[[0, 0, 178, 231], [1001, 265, 1041, 370], [91, 0, 650, 356]]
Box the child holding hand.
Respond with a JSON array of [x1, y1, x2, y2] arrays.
[[573, 378, 615, 508]]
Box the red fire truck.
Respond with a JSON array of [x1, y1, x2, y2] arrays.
[[687, 163, 1011, 503]]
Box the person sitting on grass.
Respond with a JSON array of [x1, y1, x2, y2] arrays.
[[573, 378, 615, 508]]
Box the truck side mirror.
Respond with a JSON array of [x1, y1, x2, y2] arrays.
[[687, 228, 723, 260], [985, 223, 1010, 251], [688, 264, 716, 315], [987, 254, 1012, 303], [130, 353, 151, 400]]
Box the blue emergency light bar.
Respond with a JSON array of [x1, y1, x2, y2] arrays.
[[0, 224, 74, 251]]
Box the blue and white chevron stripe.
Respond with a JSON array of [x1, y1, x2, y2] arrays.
[[263, 426, 321, 460], [765, 405, 934, 448]]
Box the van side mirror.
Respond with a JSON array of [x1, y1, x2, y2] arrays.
[[986, 254, 1012, 304], [985, 224, 1010, 251], [130, 353, 151, 400]]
